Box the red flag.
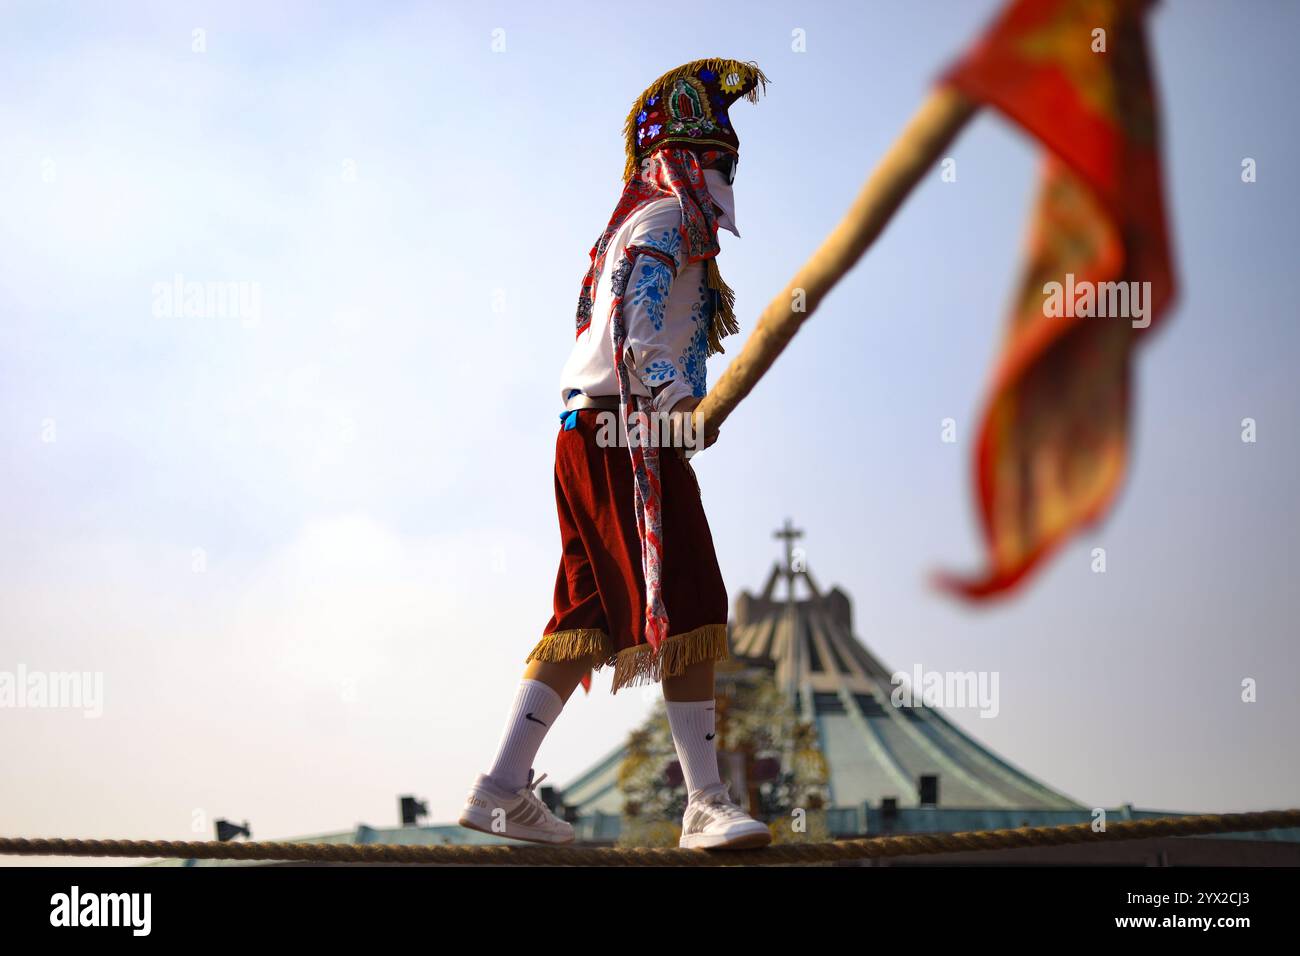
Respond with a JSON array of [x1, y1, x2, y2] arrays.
[[936, 0, 1176, 599]]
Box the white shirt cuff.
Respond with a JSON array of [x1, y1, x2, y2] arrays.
[[649, 378, 694, 416]]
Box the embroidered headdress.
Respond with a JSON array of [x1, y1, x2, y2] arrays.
[[576, 59, 767, 359], [621, 58, 769, 182]]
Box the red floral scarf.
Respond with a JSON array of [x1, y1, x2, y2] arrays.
[[575, 148, 729, 340]]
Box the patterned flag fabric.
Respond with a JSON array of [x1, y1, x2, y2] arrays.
[[937, 0, 1176, 599]]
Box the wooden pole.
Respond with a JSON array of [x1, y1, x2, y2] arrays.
[[693, 87, 977, 435]]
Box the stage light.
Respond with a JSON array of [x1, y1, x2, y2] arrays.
[[399, 795, 427, 826], [215, 819, 250, 842]]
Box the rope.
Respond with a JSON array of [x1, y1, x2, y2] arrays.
[[3, 809, 1296, 867], [692, 87, 976, 434]]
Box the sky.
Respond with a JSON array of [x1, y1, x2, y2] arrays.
[[1, 0, 1297, 864]]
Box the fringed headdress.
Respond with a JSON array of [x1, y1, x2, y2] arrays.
[[624, 59, 766, 355], [574, 59, 767, 358], [621, 58, 769, 182]]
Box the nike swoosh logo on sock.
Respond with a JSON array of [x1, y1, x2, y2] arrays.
[[525, 712, 548, 726], [705, 732, 715, 740]]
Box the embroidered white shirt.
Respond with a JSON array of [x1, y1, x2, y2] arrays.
[[560, 170, 737, 414]]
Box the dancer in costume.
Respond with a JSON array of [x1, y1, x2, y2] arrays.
[[459, 59, 771, 850]]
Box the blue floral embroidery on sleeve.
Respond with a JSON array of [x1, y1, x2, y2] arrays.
[[642, 359, 677, 384], [640, 227, 683, 263], [631, 259, 673, 331], [679, 283, 715, 397]]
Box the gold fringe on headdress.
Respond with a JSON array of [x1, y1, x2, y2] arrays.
[[621, 59, 769, 182]]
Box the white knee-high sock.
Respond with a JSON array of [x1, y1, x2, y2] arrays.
[[665, 698, 722, 799], [487, 679, 565, 791]]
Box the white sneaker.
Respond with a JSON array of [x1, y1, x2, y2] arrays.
[[458, 769, 575, 845], [679, 784, 772, 850]]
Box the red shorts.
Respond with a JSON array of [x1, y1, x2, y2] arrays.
[[526, 408, 729, 693]]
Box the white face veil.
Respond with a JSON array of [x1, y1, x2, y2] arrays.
[[702, 167, 739, 238]]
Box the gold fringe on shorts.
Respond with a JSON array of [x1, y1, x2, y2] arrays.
[[524, 623, 730, 695], [525, 628, 615, 669], [612, 623, 730, 692]]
